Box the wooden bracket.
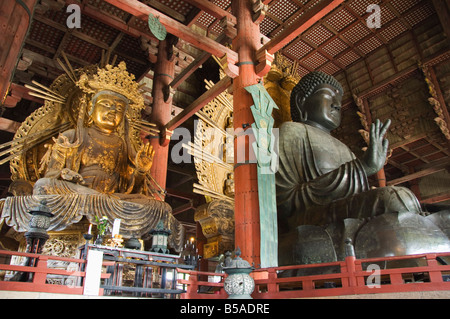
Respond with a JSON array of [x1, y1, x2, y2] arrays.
[[166, 34, 179, 61], [163, 85, 176, 103], [220, 16, 237, 39], [252, 0, 268, 25], [220, 54, 239, 78], [140, 37, 158, 63], [255, 49, 274, 78], [160, 127, 174, 146]]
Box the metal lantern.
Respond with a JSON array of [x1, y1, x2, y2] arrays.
[[14, 200, 54, 282], [149, 220, 171, 254], [222, 247, 255, 299], [25, 199, 54, 254]]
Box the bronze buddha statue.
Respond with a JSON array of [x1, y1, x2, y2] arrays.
[[276, 71, 450, 265]]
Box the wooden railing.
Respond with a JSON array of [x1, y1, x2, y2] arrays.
[[0, 249, 111, 295], [0, 246, 195, 298], [177, 269, 227, 299], [177, 252, 450, 299], [2, 249, 449, 298]]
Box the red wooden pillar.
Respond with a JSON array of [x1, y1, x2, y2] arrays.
[[150, 39, 174, 198], [0, 0, 37, 105], [376, 168, 387, 187], [232, 0, 261, 266], [196, 222, 208, 272]]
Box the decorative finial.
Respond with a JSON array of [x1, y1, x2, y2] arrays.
[[235, 246, 241, 257]]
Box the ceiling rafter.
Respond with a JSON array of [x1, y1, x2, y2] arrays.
[[282, 0, 428, 78], [182, 0, 236, 25], [103, 0, 237, 63], [259, 0, 344, 55]]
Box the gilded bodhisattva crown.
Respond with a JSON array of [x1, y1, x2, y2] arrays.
[[76, 61, 144, 111]]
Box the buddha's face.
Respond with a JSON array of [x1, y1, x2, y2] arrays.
[[301, 83, 342, 132], [91, 93, 127, 133]]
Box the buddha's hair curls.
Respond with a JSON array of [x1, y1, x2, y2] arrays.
[[290, 71, 344, 123]]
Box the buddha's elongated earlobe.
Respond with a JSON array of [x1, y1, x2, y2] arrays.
[[298, 110, 308, 122], [298, 97, 308, 122]]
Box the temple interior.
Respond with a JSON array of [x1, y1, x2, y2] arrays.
[[0, 0, 450, 299]]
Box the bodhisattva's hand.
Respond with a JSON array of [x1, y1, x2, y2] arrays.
[[361, 119, 391, 176], [60, 168, 85, 185], [135, 142, 155, 174]]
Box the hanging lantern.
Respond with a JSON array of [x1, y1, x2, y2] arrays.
[[149, 220, 171, 254]]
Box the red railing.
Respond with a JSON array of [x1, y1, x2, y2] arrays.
[[0, 250, 111, 296], [177, 252, 450, 299], [2, 249, 449, 298], [177, 269, 227, 299]]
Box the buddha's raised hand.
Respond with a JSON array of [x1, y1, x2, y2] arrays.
[[361, 119, 391, 176], [135, 142, 155, 174]]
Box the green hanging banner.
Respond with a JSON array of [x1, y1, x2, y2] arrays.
[[245, 83, 279, 268]]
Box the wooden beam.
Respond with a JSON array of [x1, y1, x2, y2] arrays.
[[146, 0, 186, 22], [165, 75, 232, 131], [0, 117, 21, 133], [257, 0, 343, 55], [53, 31, 72, 60], [103, 0, 237, 63], [9, 83, 44, 105], [183, 0, 236, 25], [169, 34, 228, 89], [386, 158, 409, 174], [66, 0, 159, 41], [166, 187, 202, 201], [25, 38, 56, 55], [171, 54, 209, 87], [421, 191, 450, 204], [172, 201, 194, 215], [167, 164, 195, 177], [22, 49, 64, 74], [387, 159, 450, 186], [355, 51, 449, 101], [387, 167, 447, 186], [431, 0, 450, 44]]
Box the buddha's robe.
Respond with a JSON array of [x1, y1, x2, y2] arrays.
[[35, 126, 137, 195], [1, 126, 185, 251], [276, 122, 421, 233]]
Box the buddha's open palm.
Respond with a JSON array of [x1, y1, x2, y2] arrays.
[[135, 142, 155, 174], [361, 119, 391, 176]]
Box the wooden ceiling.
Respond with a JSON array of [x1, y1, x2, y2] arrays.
[[1, 0, 450, 232]]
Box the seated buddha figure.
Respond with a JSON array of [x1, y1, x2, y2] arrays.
[[25, 62, 184, 250], [34, 90, 154, 199], [276, 71, 450, 265]]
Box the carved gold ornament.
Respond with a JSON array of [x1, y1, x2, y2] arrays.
[[76, 61, 144, 112], [420, 62, 450, 140]]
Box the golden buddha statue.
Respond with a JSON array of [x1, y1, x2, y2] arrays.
[[34, 90, 154, 197], [1, 61, 184, 251]]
